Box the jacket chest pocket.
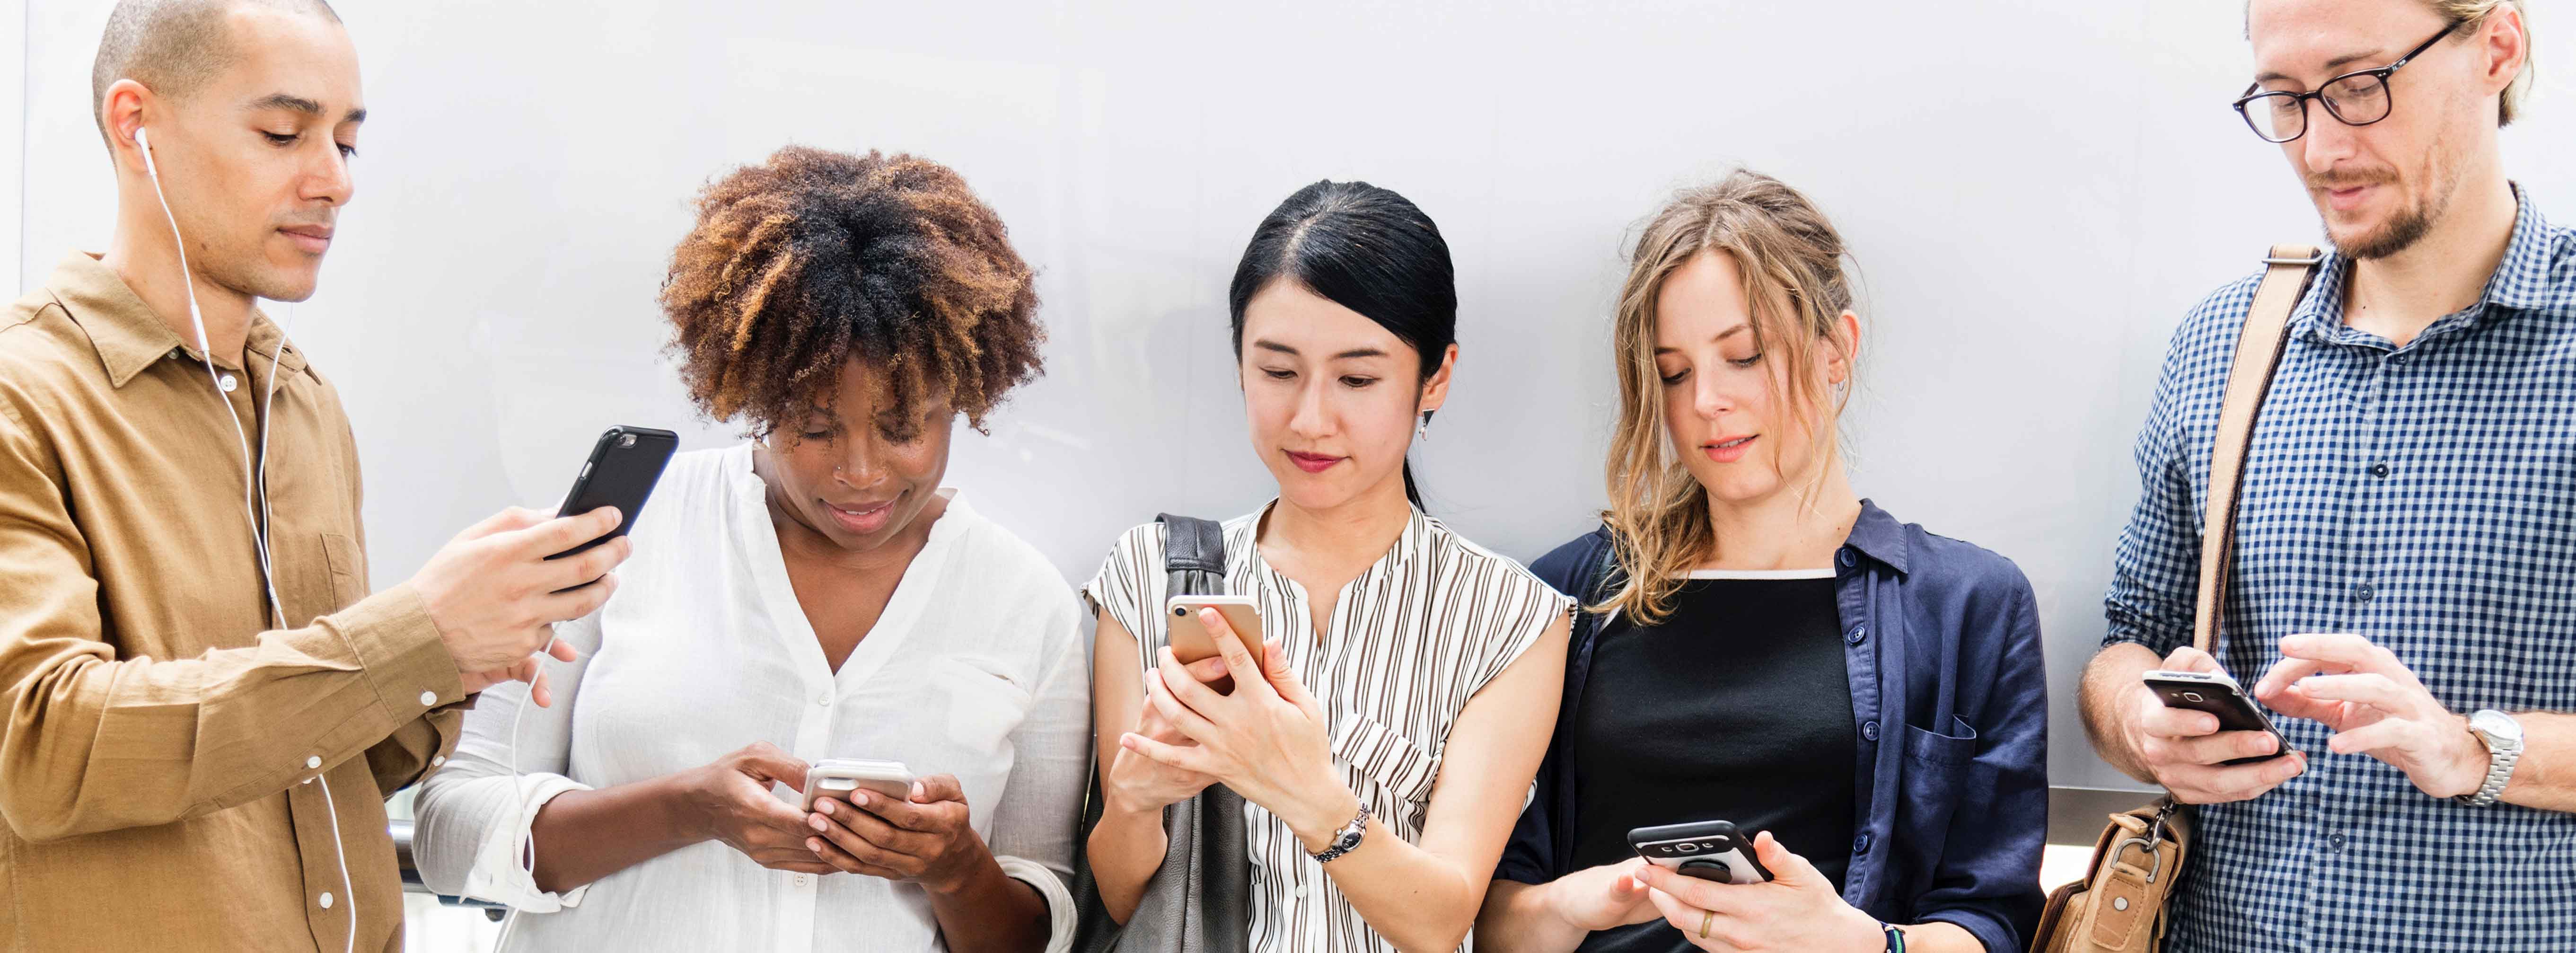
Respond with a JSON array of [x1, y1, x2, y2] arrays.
[[1329, 712, 1440, 829]]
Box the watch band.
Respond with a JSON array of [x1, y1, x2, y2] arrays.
[[1883, 922, 1907, 953], [2457, 711, 2524, 807], [1310, 802, 1372, 864]]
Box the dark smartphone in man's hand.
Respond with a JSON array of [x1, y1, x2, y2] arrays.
[[2144, 669, 2289, 765], [547, 427, 678, 586]]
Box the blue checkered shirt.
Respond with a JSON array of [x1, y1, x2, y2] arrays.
[[2103, 187, 2576, 952]]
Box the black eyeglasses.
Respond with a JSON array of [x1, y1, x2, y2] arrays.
[[2233, 21, 2461, 143]]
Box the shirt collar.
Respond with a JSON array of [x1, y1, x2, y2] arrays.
[[43, 250, 310, 388], [1842, 498, 1910, 575], [2294, 182, 2561, 342], [1250, 498, 1434, 576], [2480, 183, 2561, 315]]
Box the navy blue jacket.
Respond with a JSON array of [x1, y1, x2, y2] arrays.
[[1495, 501, 2047, 953]]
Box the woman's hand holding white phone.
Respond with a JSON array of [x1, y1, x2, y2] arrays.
[[800, 769, 993, 894], [682, 742, 840, 876]]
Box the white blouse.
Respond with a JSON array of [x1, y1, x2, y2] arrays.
[[414, 442, 1090, 953], [1083, 503, 1570, 953]]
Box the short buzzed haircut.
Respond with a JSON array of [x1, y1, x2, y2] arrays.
[[89, 0, 341, 148]]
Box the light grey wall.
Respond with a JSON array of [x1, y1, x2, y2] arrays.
[[17, 0, 2576, 792]]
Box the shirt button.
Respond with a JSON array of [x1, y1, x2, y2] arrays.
[[431, 755, 447, 768], [2356, 582, 2376, 602], [2390, 354, 2408, 365], [218, 373, 238, 392], [1837, 550, 1856, 568], [2329, 833, 2346, 852], [1845, 624, 1867, 646], [1852, 833, 1873, 855], [818, 693, 833, 707], [1862, 720, 1881, 742], [1292, 881, 1308, 898], [2369, 463, 2391, 479], [306, 755, 322, 769], [318, 891, 334, 909], [419, 690, 439, 706], [794, 873, 810, 887]]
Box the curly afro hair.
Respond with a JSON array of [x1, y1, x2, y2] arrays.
[[661, 146, 1044, 440]]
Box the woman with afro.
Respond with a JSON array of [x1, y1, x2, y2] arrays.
[[416, 146, 1087, 953]]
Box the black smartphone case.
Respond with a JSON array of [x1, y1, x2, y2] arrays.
[[549, 426, 679, 562], [2146, 679, 2287, 765]]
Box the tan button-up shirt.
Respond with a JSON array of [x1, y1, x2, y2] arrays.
[[0, 253, 467, 952]]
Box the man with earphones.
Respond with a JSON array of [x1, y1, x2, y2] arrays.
[[0, 2, 633, 950]]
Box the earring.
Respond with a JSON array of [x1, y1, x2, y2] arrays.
[[1416, 410, 1433, 441]]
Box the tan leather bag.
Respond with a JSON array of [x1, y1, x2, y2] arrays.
[[2030, 245, 2323, 953]]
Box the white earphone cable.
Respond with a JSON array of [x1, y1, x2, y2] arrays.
[[139, 128, 351, 953]]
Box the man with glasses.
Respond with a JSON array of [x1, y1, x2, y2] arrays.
[[2078, 0, 2573, 950]]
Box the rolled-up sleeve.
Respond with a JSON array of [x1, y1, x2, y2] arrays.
[[0, 399, 467, 841], [412, 611, 602, 912]]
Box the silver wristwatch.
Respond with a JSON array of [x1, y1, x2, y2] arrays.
[[2455, 709, 2525, 808], [1310, 802, 1372, 864]]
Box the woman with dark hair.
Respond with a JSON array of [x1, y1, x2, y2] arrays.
[[1081, 180, 1574, 953], [413, 147, 1087, 953]]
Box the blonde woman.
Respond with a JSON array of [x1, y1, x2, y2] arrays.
[[1476, 171, 2046, 953]]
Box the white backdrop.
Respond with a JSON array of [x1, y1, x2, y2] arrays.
[[15, 0, 2576, 795]]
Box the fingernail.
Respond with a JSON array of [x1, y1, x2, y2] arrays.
[[809, 815, 826, 831], [820, 797, 837, 813], [808, 838, 824, 852], [910, 781, 926, 800]]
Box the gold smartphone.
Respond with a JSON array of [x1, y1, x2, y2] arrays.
[[1163, 595, 1264, 693]]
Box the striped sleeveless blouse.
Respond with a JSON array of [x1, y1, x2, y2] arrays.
[[1083, 502, 1570, 953]]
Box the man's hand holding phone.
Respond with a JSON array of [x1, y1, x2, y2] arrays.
[[409, 505, 633, 703], [2127, 646, 2307, 803]]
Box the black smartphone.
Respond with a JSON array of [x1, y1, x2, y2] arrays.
[[547, 426, 678, 574], [2143, 669, 2288, 765], [1627, 820, 1773, 884]]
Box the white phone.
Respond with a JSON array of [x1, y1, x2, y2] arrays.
[[802, 758, 915, 811]]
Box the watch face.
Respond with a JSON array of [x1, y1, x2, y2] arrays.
[[2471, 709, 2524, 743]]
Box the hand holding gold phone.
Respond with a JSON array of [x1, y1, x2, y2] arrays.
[[1163, 595, 1264, 694]]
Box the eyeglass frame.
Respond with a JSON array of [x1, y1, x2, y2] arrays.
[[2231, 20, 2463, 144]]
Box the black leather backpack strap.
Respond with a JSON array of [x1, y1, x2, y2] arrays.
[[1157, 513, 1229, 598]]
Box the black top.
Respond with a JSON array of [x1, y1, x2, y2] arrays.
[[1569, 575, 1857, 953]]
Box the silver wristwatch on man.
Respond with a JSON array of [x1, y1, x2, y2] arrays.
[[2455, 709, 2525, 808]]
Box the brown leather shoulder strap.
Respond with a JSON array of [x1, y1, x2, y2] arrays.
[[2191, 244, 2324, 655]]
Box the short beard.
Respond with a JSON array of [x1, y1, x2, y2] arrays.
[[2314, 137, 2460, 261]]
